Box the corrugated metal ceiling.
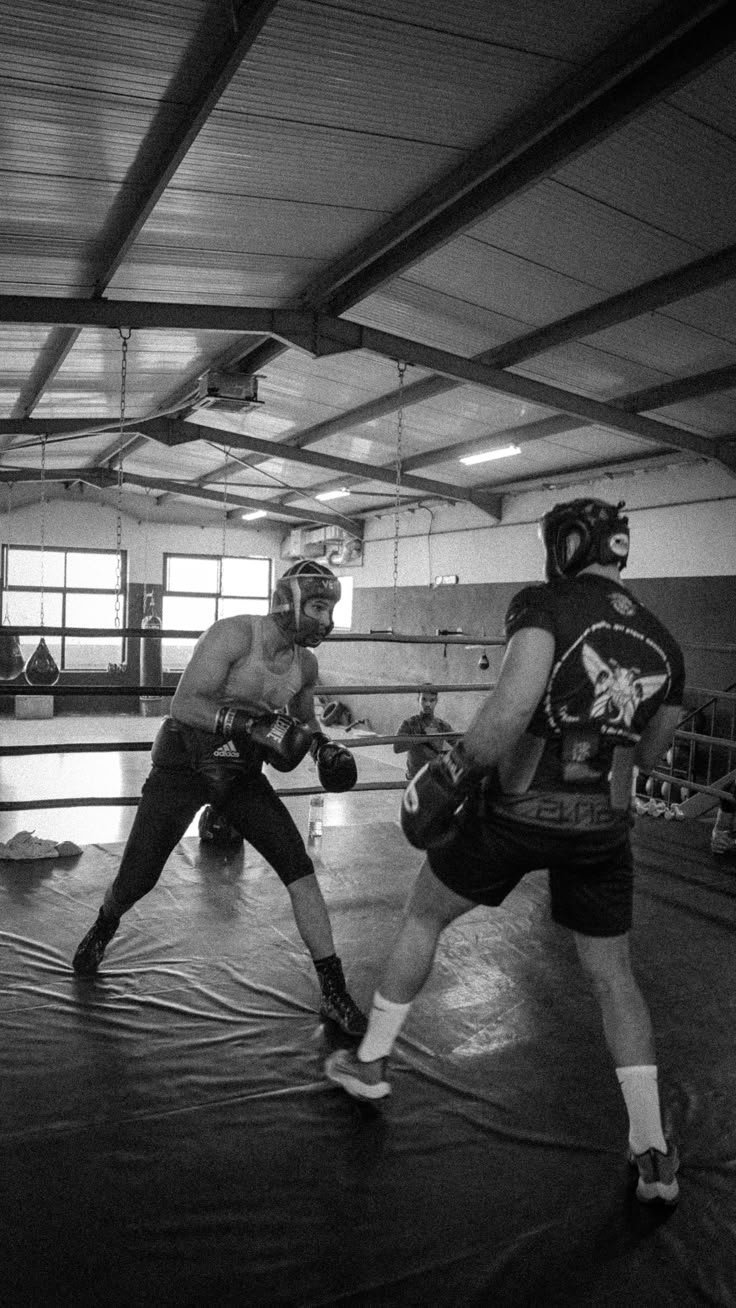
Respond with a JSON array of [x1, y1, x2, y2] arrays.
[[0, 0, 734, 530]]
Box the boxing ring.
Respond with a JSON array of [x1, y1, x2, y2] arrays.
[[1, 625, 735, 1307]]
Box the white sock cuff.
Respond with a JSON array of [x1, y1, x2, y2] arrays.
[[357, 991, 412, 1063], [616, 1064, 658, 1084], [372, 992, 412, 1017]]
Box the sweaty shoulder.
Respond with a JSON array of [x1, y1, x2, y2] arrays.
[[505, 583, 556, 639]]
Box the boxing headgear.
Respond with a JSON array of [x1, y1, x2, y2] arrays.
[[540, 498, 630, 581], [270, 560, 341, 645]]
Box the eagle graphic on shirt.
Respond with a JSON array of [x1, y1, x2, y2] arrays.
[[582, 643, 667, 728]]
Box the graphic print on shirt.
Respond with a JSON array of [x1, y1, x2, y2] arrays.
[[582, 644, 667, 729], [544, 619, 674, 784]]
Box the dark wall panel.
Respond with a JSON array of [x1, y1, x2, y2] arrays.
[[317, 576, 736, 737]]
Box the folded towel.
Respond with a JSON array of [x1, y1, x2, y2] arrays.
[[0, 830, 83, 861]]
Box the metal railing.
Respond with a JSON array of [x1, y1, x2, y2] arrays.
[[645, 682, 736, 816]]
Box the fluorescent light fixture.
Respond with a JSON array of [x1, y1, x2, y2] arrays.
[[241, 509, 267, 520], [315, 488, 351, 501], [459, 444, 521, 466]]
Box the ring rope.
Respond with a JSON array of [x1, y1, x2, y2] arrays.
[[0, 780, 410, 813], [1, 775, 734, 815], [0, 732, 463, 758], [2, 729, 733, 758], [3, 626, 734, 655], [0, 625, 506, 644], [0, 681, 494, 698]]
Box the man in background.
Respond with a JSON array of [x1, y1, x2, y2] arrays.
[[393, 685, 455, 780]]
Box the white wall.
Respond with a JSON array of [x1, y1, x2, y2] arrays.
[[357, 464, 736, 586], [1, 498, 284, 583], [3, 462, 734, 593]]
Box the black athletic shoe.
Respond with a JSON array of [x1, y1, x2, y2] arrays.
[[72, 909, 119, 976], [320, 990, 368, 1038], [316, 955, 368, 1037], [628, 1142, 680, 1205]]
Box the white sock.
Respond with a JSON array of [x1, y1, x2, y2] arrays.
[[358, 992, 411, 1063], [616, 1064, 667, 1154]]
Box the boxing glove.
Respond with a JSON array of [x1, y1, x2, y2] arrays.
[[310, 731, 358, 793], [216, 707, 311, 772], [400, 744, 477, 850]]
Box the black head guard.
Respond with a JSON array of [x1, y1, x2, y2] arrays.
[[540, 498, 630, 581], [270, 560, 341, 644]]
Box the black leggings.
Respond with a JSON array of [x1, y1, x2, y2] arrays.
[[108, 718, 314, 914]]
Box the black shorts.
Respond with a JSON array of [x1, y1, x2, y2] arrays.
[[427, 804, 634, 937]]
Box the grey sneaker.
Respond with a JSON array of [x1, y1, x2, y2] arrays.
[[72, 908, 119, 976], [628, 1142, 680, 1205], [325, 1048, 391, 1101]]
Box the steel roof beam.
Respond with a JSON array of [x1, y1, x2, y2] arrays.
[[303, 1, 736, 315], [619, 363, 736, 413], [401, 365, 736, 472], [9, 0, 280, 419], [489, 244, 736, 369], [351, 323, 725, 459], [0, 467, 357, 529], [137, 416, 497, 514], [2, 310, 732, 459], [2, 304, 733, 487]]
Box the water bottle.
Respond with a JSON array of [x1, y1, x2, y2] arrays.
[[307, 792, 324, 846]]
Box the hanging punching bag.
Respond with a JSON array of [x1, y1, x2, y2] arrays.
[[24, 636, 60, 686], [0, 626, 25, 681], [139, 592, 163, 714]]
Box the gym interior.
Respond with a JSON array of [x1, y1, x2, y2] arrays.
[[2, 4, 736, 1305]]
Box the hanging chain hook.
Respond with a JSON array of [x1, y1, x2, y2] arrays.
[[221, 447, 231, 608], [115, 328, 131, 630], [3, 484, 12, 624], [39, 435, 47, 628], [391, 360, 406, 632], [142, 487, 153, 593]]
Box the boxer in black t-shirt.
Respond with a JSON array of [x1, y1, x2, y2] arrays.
[[327, 499, 684, 1206]]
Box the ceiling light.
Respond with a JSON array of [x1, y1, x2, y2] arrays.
[[241, 509, 267, 520], [316, 488, 351, 501], [459, 444, 521, 466]]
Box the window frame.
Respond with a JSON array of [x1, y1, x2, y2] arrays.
[[1, 543, 128, 671], [162, 551, 272, 671]]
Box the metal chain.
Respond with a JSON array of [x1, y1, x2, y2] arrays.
[[142, 489, 151, 591], [39, 435, 47, 626], [115, 328, 131, 629], [221, 448, 231, 611], [3, 485, 11, 623], [391, 360, 406, 631]]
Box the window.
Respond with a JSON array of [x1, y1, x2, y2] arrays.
[[333, 575, 353, 630], [1, 545, 127, 670], [162, 553, 271, 670]]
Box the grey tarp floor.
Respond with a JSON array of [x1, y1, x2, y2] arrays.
[[1, 800, 734, 1307]]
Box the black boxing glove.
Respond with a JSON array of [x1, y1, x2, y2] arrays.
[[310, 731, 358, 793], [400, 743, 478, 850], [216, 707, 311, 772], [251, 714, 313, 772]]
